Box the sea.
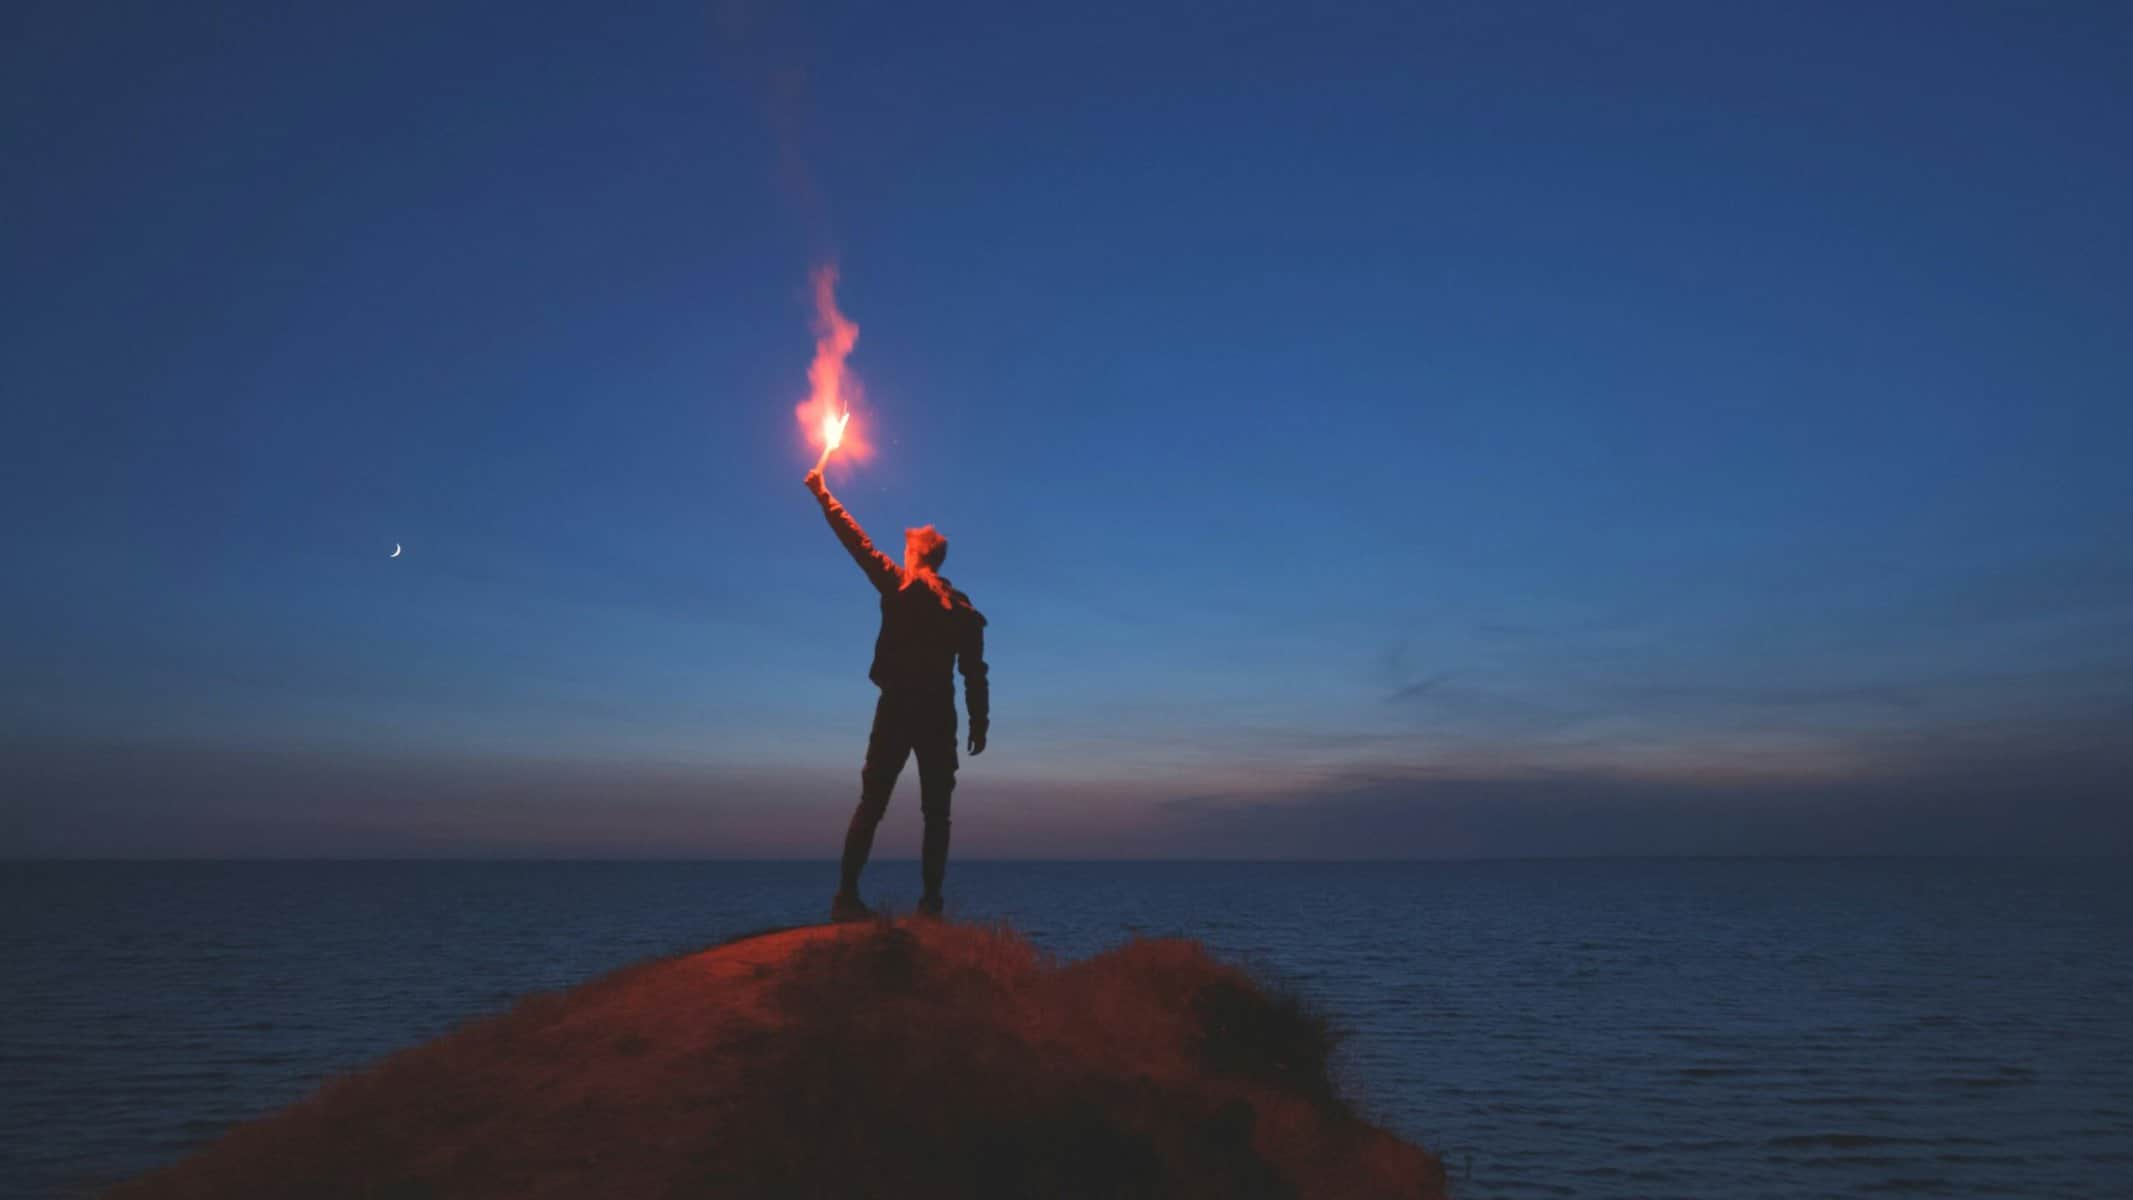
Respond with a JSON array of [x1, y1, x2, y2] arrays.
[[4, 859, 2129, 1199]]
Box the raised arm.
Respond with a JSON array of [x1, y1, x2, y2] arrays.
[[805, 468, 898, 593]]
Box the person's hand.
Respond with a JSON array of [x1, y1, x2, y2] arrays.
[[804, 467, 825, 493], [967, 725, 987, 756]]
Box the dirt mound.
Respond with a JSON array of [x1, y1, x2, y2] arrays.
[[112, 919, 1443, 1199]]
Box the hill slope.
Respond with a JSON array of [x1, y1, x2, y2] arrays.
[[112, 919, 1444, 1199]]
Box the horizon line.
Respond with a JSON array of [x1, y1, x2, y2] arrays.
[[9, 853, 2130, 864]]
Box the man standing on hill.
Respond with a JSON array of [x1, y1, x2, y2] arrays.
[[804, 468, 989, 922]]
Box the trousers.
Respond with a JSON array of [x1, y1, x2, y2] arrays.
[[840, 689, 957, 898]]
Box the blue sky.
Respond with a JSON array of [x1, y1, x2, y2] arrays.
[[5, 1, 2129, 856]]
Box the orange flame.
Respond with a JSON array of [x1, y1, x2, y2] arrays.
[[796, 266, 869, 469]]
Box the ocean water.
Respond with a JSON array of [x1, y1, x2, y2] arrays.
[[4, 859, 2129, 1199]]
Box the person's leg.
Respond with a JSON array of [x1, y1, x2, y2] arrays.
[[912, 701, 960, 913], [839, 694, 910, 907]]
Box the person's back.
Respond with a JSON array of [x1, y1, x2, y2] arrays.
[[804, 468, 987, 920], [871, 569, 983, 695]]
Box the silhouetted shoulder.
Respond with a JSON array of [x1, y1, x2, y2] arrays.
[[949, 588, 985, 626]]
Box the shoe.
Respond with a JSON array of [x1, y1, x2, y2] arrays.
[[915, 893, 944, 919], [830, 891, 874, 923]]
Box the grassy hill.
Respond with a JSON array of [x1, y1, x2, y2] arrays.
[[111, 918, 1444, 1199]]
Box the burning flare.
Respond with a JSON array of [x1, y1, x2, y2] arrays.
[[797, 266, 868, 471]]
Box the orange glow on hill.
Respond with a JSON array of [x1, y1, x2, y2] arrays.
[[109, 921, 1445, 1199]]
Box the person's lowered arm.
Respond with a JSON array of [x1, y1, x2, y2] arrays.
[[959, 610, 989, 755], [805, 468, 898, 593]]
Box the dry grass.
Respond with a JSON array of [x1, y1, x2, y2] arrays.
[[110, 919, 1443, 1199]]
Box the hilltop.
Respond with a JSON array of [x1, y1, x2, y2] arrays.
[[112, 918, 1443, 1198]]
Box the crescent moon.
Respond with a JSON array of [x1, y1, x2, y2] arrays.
[[389, 543, 402, 558]]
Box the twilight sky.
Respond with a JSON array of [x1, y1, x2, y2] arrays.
[[5, 1, 2129, 857]]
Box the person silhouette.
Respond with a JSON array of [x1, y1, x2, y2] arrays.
[[805, 467, 988, 921]]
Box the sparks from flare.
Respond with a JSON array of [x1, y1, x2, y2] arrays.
[[796, 266, 870, 472], [815, 408, 851, 471]]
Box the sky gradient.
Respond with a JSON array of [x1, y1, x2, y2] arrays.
[[5, 1, 2129, 857]]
